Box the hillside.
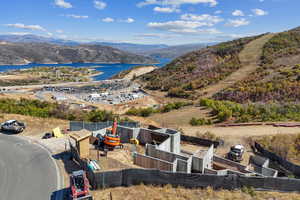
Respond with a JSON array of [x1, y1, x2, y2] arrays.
[[0, 42, 156, 65], [111, 65, 158, 80], [140, 34, 265, 99], [214, 27, 300, 103]]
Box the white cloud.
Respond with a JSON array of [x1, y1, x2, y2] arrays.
[[232, 10, 244, 16], [8, 32, 30, 36], [137, 0, 218, 8], [64, 14, 89, 19], [54, 0, 72, 9], [94, 0, 107, 10], [5, 23, 47, 32], [102, 17, 114, 22], [154, 6, 180, 13], [180, 14, 223, 25], [252, 8, 268, 16], [120, 18, 135, 23], [214, 10, 222, 14], [135, 33, 173, 38], [56, 29, 64, 33], [148, 20, 221, 34], [225, 18, 250, 27]]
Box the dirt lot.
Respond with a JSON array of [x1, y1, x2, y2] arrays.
[[91, 184, 300, 200]]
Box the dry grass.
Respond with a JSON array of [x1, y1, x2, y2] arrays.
[[148, 106, 210, 127], [91, 185, 300, 200], [0, 113, 68, 137]]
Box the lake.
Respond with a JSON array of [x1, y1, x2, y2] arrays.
[[0, 58, 171, 81]]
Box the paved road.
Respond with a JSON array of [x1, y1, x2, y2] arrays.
[[0, 134, 59, 200]]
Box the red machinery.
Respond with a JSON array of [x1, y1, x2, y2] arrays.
[[103, 118, 122, 149], [70, 170, 93, 200]]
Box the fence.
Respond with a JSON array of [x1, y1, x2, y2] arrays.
[[90, 168, 300, 192], [254, 142, 300, 177], [69, 121, 140, 132], [181, 135, 223, 148]]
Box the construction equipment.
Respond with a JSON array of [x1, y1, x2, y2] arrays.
[[0, 120, 26, 134], [103, 118, 122, 149], [70, 170, 93, 200], [227, 144, 245, 162], [130, 138, 139, 145]]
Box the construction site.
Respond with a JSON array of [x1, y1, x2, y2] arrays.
[[16, 118, 295, 199]]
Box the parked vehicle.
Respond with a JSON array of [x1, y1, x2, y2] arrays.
[[70, 170, 93, 200], [0, 120, 26, 134], [227, 144, 245, 162], [42, 133, 53, 139]]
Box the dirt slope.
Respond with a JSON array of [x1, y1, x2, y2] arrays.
[[200, 34, 274, 98]]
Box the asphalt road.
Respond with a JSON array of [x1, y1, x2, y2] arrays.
[[0, 134, 59, 200]]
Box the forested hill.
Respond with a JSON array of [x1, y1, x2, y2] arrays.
[[139, 34, 264, 99], [214, 27, 300, 103], [0, 42, 157, 65]]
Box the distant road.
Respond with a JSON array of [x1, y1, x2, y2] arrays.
[[0, 80, 104, 90], [0, 134, 60, 200]]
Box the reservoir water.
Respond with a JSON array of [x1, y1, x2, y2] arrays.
[[0, 58, 171, 80]]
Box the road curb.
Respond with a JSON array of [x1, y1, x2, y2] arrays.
[[18, 136, 64, 200]]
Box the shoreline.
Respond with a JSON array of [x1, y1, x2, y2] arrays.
[[0, 61, 159, 67]]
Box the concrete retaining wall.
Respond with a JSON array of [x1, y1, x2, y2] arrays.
[[252, 164, 278, 177], [91, 168, 300, 192], [117, 126, 134, 143], [137, 128, 169, 145], [213, 156, 252, 174], [133, 153, 175, 172], [157, 137, 171, 152], [146, 144, 189, 163]]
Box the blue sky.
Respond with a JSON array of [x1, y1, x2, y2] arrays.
[[0, 0, 299, 45]]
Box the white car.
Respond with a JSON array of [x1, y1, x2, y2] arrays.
[[0, 120, 26, 134]]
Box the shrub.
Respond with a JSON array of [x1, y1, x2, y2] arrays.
[[190, 118, 212, 126], [126, 101, 191, 117], [0, 98, 116, 122], [200, 98, 300, 123]]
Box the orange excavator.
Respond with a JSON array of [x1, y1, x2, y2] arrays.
[[103, 118, 122, 149]]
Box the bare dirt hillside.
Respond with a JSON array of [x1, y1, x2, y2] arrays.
[[123, 66, 157, 80]]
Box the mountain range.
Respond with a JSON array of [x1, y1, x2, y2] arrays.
[[0, 34, 209, 59], [0, 41, 157, 65]]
